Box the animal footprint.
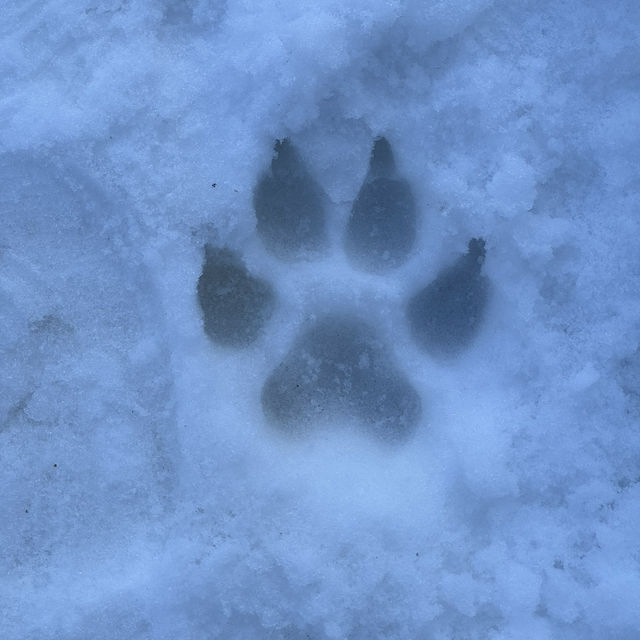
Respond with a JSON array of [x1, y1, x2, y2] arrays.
[[198, 137, 490, 442]]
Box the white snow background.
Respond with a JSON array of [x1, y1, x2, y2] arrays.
[[2, 0, 640, 638]]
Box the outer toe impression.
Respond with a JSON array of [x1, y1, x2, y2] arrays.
[[407, 238, 489, 358], [197, 245, 275, 347], [253, 139, 327, 261], [345, 137, 417, 273], [261, 315, 421, 443]]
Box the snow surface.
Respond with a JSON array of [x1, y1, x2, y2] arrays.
[[2, 0, 640, 638]]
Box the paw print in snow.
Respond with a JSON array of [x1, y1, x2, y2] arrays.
[[197, 137, 490, 443]]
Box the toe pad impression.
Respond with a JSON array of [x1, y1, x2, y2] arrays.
[[197, 245, 275, 347], [253, 139, 327, 261], [345, 137, 417, 272], [408, 238, 489, 357]]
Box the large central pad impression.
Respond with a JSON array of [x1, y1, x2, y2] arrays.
[[261, 315, 421, 442]]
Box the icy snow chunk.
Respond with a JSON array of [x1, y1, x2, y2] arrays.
[[408, 238, 489, 357], [618, 348, 640, 403], [197, 245, 275, 347], [253, 139, 328, 261], [487, 153, 537, 216], [261, 314, 421, 442], [440, 571, 482, 617], [345, 137, 417, 272], [568, 362, 600, 392]]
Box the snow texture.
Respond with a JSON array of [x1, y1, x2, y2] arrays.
[[2, 0, 640, 638]]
